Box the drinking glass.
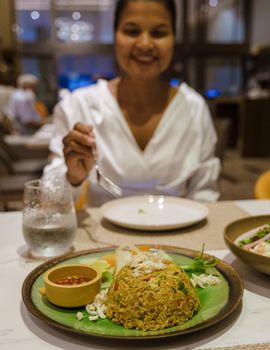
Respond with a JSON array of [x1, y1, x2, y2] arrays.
[[22, 177, 77, 259]]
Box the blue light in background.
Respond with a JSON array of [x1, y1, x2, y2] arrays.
[[170, 78, 181, 88], [204, 88, 221, 99], [59, 74, 95, 91]]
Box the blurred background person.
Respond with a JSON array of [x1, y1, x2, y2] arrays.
[[44, 0, 220, 206], [5, 74, 47, 135], [0, 84, 15, 133]]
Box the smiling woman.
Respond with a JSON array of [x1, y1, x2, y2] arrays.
[[43, 0, 220, 206]]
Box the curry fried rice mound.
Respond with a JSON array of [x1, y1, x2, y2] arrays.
[[105, 259, 200, 331]]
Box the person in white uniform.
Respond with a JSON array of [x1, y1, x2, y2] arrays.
[[44, 0, 220, 206], [5, 74, 44, 135]]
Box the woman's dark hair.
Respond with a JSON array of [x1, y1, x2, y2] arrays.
[[113, 0, 176, 34]]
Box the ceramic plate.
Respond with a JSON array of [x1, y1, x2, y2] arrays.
[[100, 196, 209, 231], [22, 245, 243, 340]]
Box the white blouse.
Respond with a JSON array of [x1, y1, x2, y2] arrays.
[[44, 79, 220, 206]]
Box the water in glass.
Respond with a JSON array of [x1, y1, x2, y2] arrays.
[[22, 177, 77, 259]]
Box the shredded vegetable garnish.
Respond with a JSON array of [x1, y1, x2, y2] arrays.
[[181, 244, 219, 275], [190, 273, 221, 288]]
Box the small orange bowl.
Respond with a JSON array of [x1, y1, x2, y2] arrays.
[[43, 264, 101, 308]]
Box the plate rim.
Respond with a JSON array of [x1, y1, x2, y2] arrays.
[[22, 245, 243, 340], [100, 196, 209, 231]]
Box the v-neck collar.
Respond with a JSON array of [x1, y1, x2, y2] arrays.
[[98, 79, 183, 159]]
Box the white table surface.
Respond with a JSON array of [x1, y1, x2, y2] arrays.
[[0, 200, 270, 350], [4, 123, 54, 148]]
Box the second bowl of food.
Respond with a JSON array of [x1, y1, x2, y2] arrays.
[[43, 264, 102, 307], [224, 215, 270, 276]]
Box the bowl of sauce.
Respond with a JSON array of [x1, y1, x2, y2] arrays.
[[43, 264, 101, 307]]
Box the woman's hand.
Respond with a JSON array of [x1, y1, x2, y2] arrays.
[[63, 123, 96, 186]]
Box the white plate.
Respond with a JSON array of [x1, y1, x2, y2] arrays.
[[100, 196, 209, 231]]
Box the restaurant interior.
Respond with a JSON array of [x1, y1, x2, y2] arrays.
[[0, 0, 270, 210], [1, 2, 270, 349]]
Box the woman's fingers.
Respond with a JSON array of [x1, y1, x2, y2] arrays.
[[65, 154, 92, 186], [63, 140, 92, 158], [62, 123, 96, 186], [65, 151, 92, 169], [63, 129, 95, 149], [64, 141, 94, 175], [74, 123, 96, 149], [64, 145, 93, 186], [73, 122, 93, 134]]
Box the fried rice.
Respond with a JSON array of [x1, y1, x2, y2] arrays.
[[105, 251, 200, 331]]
